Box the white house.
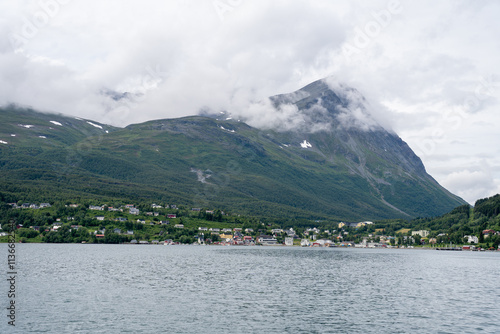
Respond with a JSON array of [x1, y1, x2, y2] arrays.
[[411, 230, 430, 237], [257, 235, 278, 245], [465, 235, 478, 244], [301, 239, 311, 247]]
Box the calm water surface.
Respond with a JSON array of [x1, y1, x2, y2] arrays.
[[1, 244, 499, 333]]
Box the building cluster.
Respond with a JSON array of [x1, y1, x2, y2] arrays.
[[5, 203, 500, 249], [8, 202, 51, 209]]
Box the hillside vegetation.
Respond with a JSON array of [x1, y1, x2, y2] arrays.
[[0, 80, 466, 221]]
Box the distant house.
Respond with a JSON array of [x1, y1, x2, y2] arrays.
[[116, 217, 127, 222], [338, 222, 358, 228], [40, 203, 51, 208], [95, 216, 105, 221], [245, 228, 254, 233], [192, 208, 201, 212], [257, 235, 278, 245], [129, 208, 140, 215], [113, 228, 122, 234], [174, 224, 184, 229], [210, 228, 220, 233], [198, 227, 208, 231], [243, 236, 254, 244], [483, 230, 496, 237], [137, 219, 146, 224], [301, 239, 311, 247], [465, 235, 478, 244], [151, 204, 163, 209], [160, 221, 169, 225], [167, 214, 177, 219], [284, 237, 294, 246], [219, 233, 233, 241], [127, 230, 134, 235], [89, 205, 104, 211], [139, 240, 149, 244], [411, 230, 430, 238], [338, 222, 372, 229], [130, 239, 138, 244], [96, 234, 105, 239]]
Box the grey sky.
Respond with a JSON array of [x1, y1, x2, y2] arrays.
[[1, 0, 499, 204]]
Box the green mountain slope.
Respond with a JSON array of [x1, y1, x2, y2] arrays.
[[0, 105, 116, 148], [375, 194, 500, 247], [0, 81, 466, 221]]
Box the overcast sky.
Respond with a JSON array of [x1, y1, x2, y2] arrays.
[[1, 0, 499, 204]]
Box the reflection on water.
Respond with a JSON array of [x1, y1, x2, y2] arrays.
[[1, 244, 498, 333]]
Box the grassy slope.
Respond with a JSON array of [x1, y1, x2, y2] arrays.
[[0, 108, 466, 221]]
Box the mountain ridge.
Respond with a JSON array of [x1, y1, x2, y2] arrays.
[[0, 80, 466, 221]]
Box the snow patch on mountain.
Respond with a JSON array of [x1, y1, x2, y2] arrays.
[[0, 140, 7, 144], [219, 126, 235, 133], [50, 121, 63, 126], [18, 124, 34, 129], [300, 140, 312, 148], [87, 121, 103, 129]]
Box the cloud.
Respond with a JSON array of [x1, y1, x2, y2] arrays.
[[440, 163, 500, 204], [1, 0, 500, 202]]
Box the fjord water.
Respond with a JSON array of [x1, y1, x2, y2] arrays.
[[2, 245, 499, 333]]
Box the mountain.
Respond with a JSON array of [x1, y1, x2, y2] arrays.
[[0, 105, 117, 147], [0, 80, 466, 221]]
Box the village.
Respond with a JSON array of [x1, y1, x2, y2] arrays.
[[2, 201, 499, 251]]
